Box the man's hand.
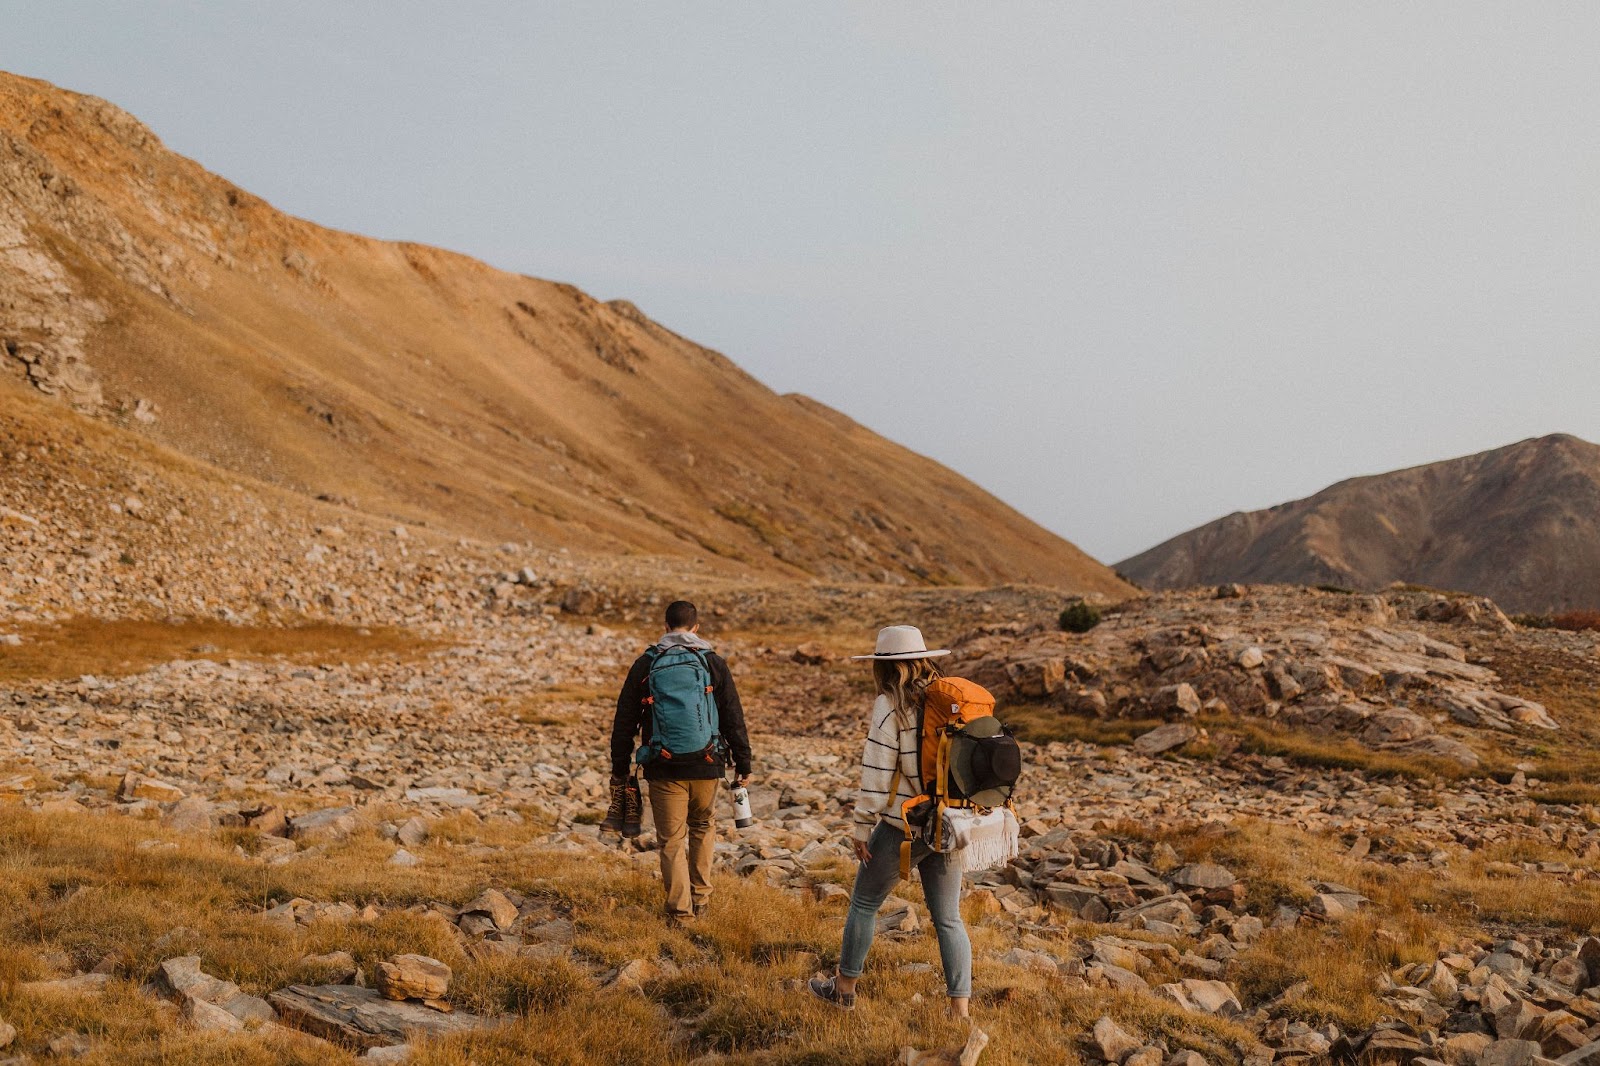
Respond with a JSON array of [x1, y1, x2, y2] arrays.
[[736, 774, 751, 788], [853, 837, 873, 864]]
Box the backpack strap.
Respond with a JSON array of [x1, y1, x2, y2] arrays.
[[688, 647, 723, 754], [639, 646, 662, 704], [899, 794, 918, 881], [873, 704, 907, 818], [880, 765, 902, 818]]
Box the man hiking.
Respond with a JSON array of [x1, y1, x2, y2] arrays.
[[607, 599, 753, 924]]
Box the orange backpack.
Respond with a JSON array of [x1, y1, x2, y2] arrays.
[[915, 677, 995, 790], [892, 677, 1019, 878]]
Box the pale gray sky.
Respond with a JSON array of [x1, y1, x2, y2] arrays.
[[7, 3, 1600, 563]]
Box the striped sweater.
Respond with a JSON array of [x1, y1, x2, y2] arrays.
[[851, 694, 923, 843]]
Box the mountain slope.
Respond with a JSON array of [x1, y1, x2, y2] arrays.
[[0, 71, 1128, 594], [1117, 434, 1600, 612]]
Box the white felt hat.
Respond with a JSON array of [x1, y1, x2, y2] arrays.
[[850, 625, 951, 661]]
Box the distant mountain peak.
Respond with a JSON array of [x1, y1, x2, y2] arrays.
[[1119, 434, 1600, 612]]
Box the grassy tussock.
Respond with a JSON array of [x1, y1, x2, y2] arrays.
[[1527, 783, 1600, 806], [1006, 705, 1469, 781], [1003, 707, 1163, 747], [1195, 718, 1470, 780], [2, 980, 341, 1066]]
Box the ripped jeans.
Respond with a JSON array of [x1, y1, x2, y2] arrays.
[[838, 820, 972, 998]]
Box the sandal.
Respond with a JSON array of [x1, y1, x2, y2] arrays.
[[807, 975, 856, 1011]]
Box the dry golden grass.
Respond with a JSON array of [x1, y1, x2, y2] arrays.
[[1550, 611, 1600, 632], [1230, 916, 1414, 1029], [493, 683, 615, 728], [1002, 707, 1163, 748], [0, 805, 1275, 1065], [1195, 718, 1470, 781], [1109, 813, 1600, 1027], [0, 618, 442, 684], [1112, 819, 1447, 1028], [9, 781, 1590, 1061], [1469, 633, 1600, 784], [1527, 783, 1600, 806], [0, 981, 338, 1066], [1004, 706, 1469, 781]]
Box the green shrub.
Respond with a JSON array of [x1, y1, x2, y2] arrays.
[[1511, 613, 1554, 630], [1058, 602, 1101, 633]]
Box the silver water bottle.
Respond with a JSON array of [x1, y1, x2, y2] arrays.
[[729, 780, 755, 829]]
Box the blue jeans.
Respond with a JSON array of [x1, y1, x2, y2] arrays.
[[839, 820, 973, 998]]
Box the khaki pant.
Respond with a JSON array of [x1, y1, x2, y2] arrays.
[[647, 778, 719, 918]]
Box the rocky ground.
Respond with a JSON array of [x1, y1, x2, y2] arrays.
[[5, 584, 1600, 1063], [6, 438, 1600, 1063]]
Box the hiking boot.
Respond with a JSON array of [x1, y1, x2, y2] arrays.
[[601, 779, 628, 834], [622, 779, 644, 837], [807, 976, 855, 1011]]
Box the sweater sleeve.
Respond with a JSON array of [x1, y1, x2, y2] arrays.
[[610, 654, 649, 779], [851, 695, 900, 843], [710, 653, 753, 777]]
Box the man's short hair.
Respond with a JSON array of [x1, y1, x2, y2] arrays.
[[665, 600, 698, 630]]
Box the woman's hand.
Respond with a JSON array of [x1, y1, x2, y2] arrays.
[[853, 838, 873, 864]]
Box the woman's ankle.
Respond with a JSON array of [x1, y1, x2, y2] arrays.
[[834, 973, 858, 993]]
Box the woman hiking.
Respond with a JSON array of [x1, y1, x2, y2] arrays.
[[809, 625, 972, 1018]]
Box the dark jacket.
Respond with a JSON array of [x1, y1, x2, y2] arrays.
[[611, 635, 753, 781]]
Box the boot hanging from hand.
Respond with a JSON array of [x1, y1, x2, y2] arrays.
[[601, 777, 629, 834], [623, 773, 644, 837]]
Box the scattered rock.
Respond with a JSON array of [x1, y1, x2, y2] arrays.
[[182, 995, 245, 1032], [1090, 1016, 1141, 1063], [118, 771, 184, 803], [461, 889, 518, 931], [1151, 683, 1202, 718], [1169, 864, 1235, 891], [289, 806, 359, 842], [899, 1025, 989, 1066], [365, 1046, 415, 1063], [396, 817, 429, 847], [1132, 723, 1198, 756], [163, 796, 215, 832], [374, 955, 450, 1002], [269, 985, 491, 1050], [47, 1031, 93, 1057]]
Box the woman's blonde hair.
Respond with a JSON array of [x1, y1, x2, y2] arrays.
[[873, 656, 943, 730]]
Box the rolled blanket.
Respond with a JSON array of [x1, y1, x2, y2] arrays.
[[942, 807, 1020, 873]]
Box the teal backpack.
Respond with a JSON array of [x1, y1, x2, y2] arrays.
[[634, 645, 725, 766]]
